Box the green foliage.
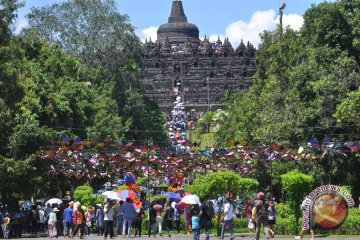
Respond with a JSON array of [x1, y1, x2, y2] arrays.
[[137, 177, 147, 187], [189, 172, 259, 198], [26, 0, 142, 72], [214, 0, 360, 200], [281, 170, 314, 228], [276, 203, 293, 219], [335, 87, 360, 126], [275, 206, 360, 235], [25, 0, 166, 145], [0, 0, 24, 45], [74, 185, 103, 207]]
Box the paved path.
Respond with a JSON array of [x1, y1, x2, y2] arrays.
[[13, 233, 360, 240]]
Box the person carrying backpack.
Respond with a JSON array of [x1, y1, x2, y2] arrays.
[[164, 202, 174, 237], [172, 202, 181, 234], [252, 193, 270, 240]]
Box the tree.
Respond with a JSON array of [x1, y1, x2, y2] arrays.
[[335, 87, 360, 126], [26, 0, 167, 145], [0, 0, 23, 45], [26, 0, 142, 73], [74, 185, 103, 207], [189, 172, 259, 199], [281, 170, 314, 230]]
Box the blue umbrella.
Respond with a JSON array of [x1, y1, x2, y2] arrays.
[[163, 192, 182, 200]]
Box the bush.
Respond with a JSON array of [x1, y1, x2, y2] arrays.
[[275, 207, 360, 235], [74, 185, 104, 206], [276, 203, 294, 218]]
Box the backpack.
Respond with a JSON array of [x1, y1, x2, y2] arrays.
[[166, 207, 174, 220], [207, 204, 214, 220], [256, 203, 268, 220], [149, 208, 156, 222], [32, 210, 39, 222]]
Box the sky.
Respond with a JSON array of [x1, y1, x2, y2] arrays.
[[15, 0, 327, 47]]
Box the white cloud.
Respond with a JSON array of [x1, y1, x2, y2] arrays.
[[277, 13, 304, 32], [138, 26, 158, 43], [223, 9, 303, 48], [138, 9, 303, 47]]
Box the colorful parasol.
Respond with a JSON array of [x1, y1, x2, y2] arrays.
[[117, 189, 139, 200], [163, 192, 182, 200]]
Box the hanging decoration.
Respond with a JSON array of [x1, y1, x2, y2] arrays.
[[39, 133, 360, 182]]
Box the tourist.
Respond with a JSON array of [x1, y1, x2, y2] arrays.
[[207, 200, 215, 233], [220, 196, 234, 240], [63, 202, 74, 238], [85, 206, 93, 236], [199, 198, 210, 240], [295, 193, 315, 240], [116, 200, 124, 236], [184, 205, 191, 235], [148, 203, 157, 237], [252, 195, 270, 240], [164, 202, 174, 237], [191, 206, 200, 240], [172, 202, 181, 234], [12, 208, 24, 238], [133, 201, 145, 237], [268, 201, 276, 238], [72, 203, 85, 239], [153, 200, 163, 236], [245, 199, 254, 233], [44, 203, 52, 230], [0, 209, 4, 238], [104, 199, 114, 239], [56, 203, 65, 237], [3, 213, 11, 239], [122, 198, 136, 238], [95, 204, 104, 236], [37, 205, 45, 233], [48, 208, 58, 238]]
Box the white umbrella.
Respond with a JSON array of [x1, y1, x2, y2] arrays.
[[180, 194, 200, 205], [102, 191, 120, 200], [45, 198, 63, 206]]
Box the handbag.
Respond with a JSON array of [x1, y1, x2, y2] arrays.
[[248, 219, 254, 229]]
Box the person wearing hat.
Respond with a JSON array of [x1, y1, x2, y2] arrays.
[[48, 208, 58, 238], [252, 198, 270, 240], [220, 196, 235, 240]]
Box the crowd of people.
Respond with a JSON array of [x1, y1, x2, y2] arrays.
[[0, 191, 323, 240]]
